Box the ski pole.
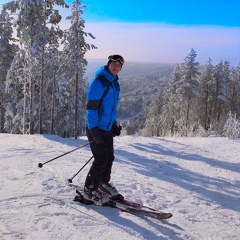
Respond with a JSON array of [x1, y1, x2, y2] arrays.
[[38, 141, 93, 168], [68, 155, 94, 183]]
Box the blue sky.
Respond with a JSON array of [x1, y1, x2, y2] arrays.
[[79, 0, 240, 27], [68, 0, 240, 65], [1, 0, 239, 65]]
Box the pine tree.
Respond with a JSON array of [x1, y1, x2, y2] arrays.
[[0, 8, 18, 132], [228, 62, 240, 118], [160, 63, 182, 136], [38, 0, 68, 135], [169, 49, 200, 136], [211, 60, 231, 132], [44, 28, 63, 135], [4, 51, 25, 134], [144, 91, 163, 136], [197, 58, 214, 130], [61, 0, 96, 139], [4, 0, 68, 134]]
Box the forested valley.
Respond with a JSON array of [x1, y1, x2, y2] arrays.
[[86, 55, 240, 138]]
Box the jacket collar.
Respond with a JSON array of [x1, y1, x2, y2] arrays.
[[95, 65, 119, 82]]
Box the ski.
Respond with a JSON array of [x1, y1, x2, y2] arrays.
[[73, 190, 172, 220], [69, 183, 173, 220], [111, 197, 156, 211]]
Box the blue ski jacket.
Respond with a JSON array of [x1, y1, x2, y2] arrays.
[[86, 65, 120, 131]]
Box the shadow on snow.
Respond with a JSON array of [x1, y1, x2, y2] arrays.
[[115, 139, 240, 213]]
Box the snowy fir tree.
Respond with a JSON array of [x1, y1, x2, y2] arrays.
[[159, 63, 183, 136], [4, 50, 26, 134], [144, 91, 163, 136], [222, 112, 240, 138], [0, 8, 18, 132], [210, 60, 231, 132], [197, 58, 214, 130], [4, 0, 69, 134], [228, 62, 240, 118], [2, 0, 96, 137], [173, 48, 200, 136], [60, 0, 96, 138]]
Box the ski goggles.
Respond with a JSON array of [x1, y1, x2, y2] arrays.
[[108, 55, 124, 65]]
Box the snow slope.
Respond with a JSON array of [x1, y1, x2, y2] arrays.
[[0, 133, 239, 240]]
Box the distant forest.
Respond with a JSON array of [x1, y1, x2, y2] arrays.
[[86, 52, 240, 138], [85, 60, 175, 119], [1, 1, 239, 138]]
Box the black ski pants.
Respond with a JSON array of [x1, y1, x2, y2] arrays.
[[85, 127, 115, 191]]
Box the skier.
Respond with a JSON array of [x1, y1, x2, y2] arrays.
[[83, 54, 124, 204]]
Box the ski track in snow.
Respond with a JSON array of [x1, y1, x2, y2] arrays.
[[0, 133, 239, 240]]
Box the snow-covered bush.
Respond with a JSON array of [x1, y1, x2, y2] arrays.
[[222, 112, 240, 138]]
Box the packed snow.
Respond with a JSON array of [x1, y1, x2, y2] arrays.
[[0, 133, 239, 240]]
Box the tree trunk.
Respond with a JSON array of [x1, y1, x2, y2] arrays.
[[39, 53, 44, 134], [29, 76, 34, 134], [23, 81, 27, 134], [204, 88, 209, 130], [0, 99, 4, 133], [51, 71, 56, 134], [74, 72, 79, 139]]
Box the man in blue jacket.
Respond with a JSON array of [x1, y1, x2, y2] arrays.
[[84, 54, 124, 204]]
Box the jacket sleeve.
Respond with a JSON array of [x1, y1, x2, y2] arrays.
[[86, 79, 105, 130]]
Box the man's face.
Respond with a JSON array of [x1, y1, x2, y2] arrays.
[[108, 61, 122, 76]]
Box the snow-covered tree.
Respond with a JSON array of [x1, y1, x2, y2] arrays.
[[0, 8, 18, 132], [4, 0, 68, 134], [60, 0, 96, 138], [43, 33, 63, 135], [144, 91, 163, 136], [53, 77, 73, 137], [160, 63, 183, 136], [222, 112, 240, 138], [228, 62, 240, 118], [38, 3, 67, 134], [156, 49, 200, 136], [210, 60, 231, 132], [197, 58, 214, 130], [4, 50, 26, 134], [174, 48, 200, 135]]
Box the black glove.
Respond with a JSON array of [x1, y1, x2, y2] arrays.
[[112, 122, 122, 137], [90, 127, 105, 144]]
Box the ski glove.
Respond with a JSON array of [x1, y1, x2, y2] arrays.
[[90, 127, 105, 144], [112, 122, 122, 137]]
